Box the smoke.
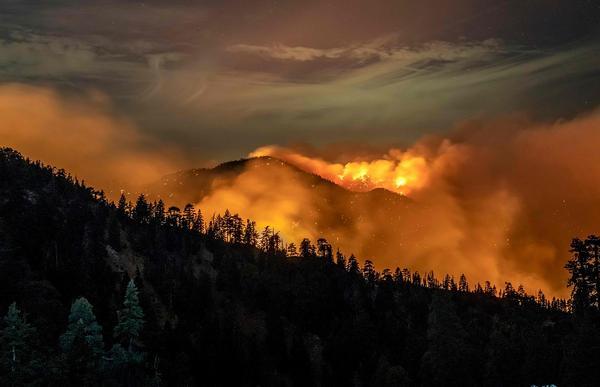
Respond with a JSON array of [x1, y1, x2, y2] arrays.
[[4, 82, 599, 297], [0, 83, 183, 194], [194, 113, 600, 297], [249, 145, 434, 195], [197, 159, 319, 244]]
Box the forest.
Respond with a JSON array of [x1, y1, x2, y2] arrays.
[[1, 147, 599, 386]]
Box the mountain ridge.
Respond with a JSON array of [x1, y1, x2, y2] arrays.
[[147, 156, 409, 204]]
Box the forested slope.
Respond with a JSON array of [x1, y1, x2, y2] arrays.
[[0, 147, 598, 386]]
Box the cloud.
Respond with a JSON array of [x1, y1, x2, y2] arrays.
[[178, 39, 598, 152], [0, 34, 99, 78], [0, 83, 183, 194], [226, 37, 502, 64], [227, 44, 350, 62]]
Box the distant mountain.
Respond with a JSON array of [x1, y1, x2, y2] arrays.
[[144, 156, 414, 258], [146, 156, 408, 208]]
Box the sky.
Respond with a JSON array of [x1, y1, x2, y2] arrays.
[[1, 0, 599, 162], [2, 0, 600, 296]]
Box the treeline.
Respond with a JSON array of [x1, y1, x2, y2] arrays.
[[1, 147, 599, 386], [1, 281, 148, 385], [117, 192, 569, 312]]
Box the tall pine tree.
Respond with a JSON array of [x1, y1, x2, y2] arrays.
[[0, 303, 39, 384], [114, 279, 144, 353]]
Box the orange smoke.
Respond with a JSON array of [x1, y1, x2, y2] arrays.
[[228, 112, 600, 298], [250, 145, 432, 195], [0, 83, 183, 195]]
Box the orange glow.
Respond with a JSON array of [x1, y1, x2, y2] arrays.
[[250, 146, 431, 195], [0, 84, 183, 195]]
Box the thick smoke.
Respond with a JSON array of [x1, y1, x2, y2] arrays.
[[3, 82, 598, 297], [0, 84, 183, 194], [198, 113, 600, 297]]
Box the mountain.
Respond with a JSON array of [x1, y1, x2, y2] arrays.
[[0, 147, 598, 386], [143, 156, 415, 261], [145, 156, 409, 210]]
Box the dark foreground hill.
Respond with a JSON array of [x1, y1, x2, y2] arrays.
[[0, 147, 599, 386]]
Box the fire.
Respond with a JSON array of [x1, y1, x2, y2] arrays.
[[250, 145, 430, 195]]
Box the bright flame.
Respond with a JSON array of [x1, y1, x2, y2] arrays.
[[250, 146, 431, 195]]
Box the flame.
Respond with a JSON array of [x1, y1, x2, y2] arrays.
[[250, 146, 431, 195]]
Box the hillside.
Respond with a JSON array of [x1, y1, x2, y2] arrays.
[[143, 156, 415, 264], [0, 148, 599, 386], [145, 156, 409, 212]]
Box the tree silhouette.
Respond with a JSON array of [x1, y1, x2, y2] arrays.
[[60, 297, 104, 383], [566, 236, 600, 315], [0, 303, 39, 384], [114, 280, 144, 352]]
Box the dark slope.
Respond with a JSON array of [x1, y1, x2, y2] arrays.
[[0, 148, 596, 386]]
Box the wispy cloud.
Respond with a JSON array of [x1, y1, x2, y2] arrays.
[[226, 37, 503, 65]]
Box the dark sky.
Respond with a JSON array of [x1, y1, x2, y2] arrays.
[[1, 0, 599, 161]]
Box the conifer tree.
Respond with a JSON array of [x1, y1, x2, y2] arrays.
[[243, 219, 257, 246], [108, 279, 145, 383], [114, 279, 145, 353], [117, 192, 130, 219], [153, 199, 166, 225], [133, 195, 151, 224], [192, 208, 204, 234], [458, 274, 469, 292], [60, 297, 104, 383], [286, 243, 298, 257], [60, 298, 104, 356], [0, 303, 38, 383], [299, 238, 315, 258]]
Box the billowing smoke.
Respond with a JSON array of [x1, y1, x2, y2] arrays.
[[195, 113, 600, 297], [0, 84, 183, 194], [249, 145, 434, 195], [4, 81, 599, 297]]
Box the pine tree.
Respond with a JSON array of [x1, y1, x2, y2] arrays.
[[286, 243, 298, 257], [117, 193, 128, 217], [299, 238, 315, 258], [60, 298, 104, 355], [316, 238, 333, 262], [114, 279, 145, 353], [459, 274, 469, 292], [0, 303, 38, 383], [243, 219, 257, 246], [153, 199, 166, 225], [60, 297, 104, 383], [566, 236, 598, 315], [108, 279, 145, 383], [167, 206, 181, 228], [133, 194, 151, 224], [192, 208, 204, 234]]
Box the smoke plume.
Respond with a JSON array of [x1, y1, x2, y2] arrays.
[[195, 113, 600, 297], [0, 84, 183, 194]]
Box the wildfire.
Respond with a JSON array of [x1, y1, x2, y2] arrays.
[[250, 146, 430, 195]]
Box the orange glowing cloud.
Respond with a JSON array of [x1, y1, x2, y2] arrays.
[[250, 145, 436, 195], [0, 83, 183, 194]]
